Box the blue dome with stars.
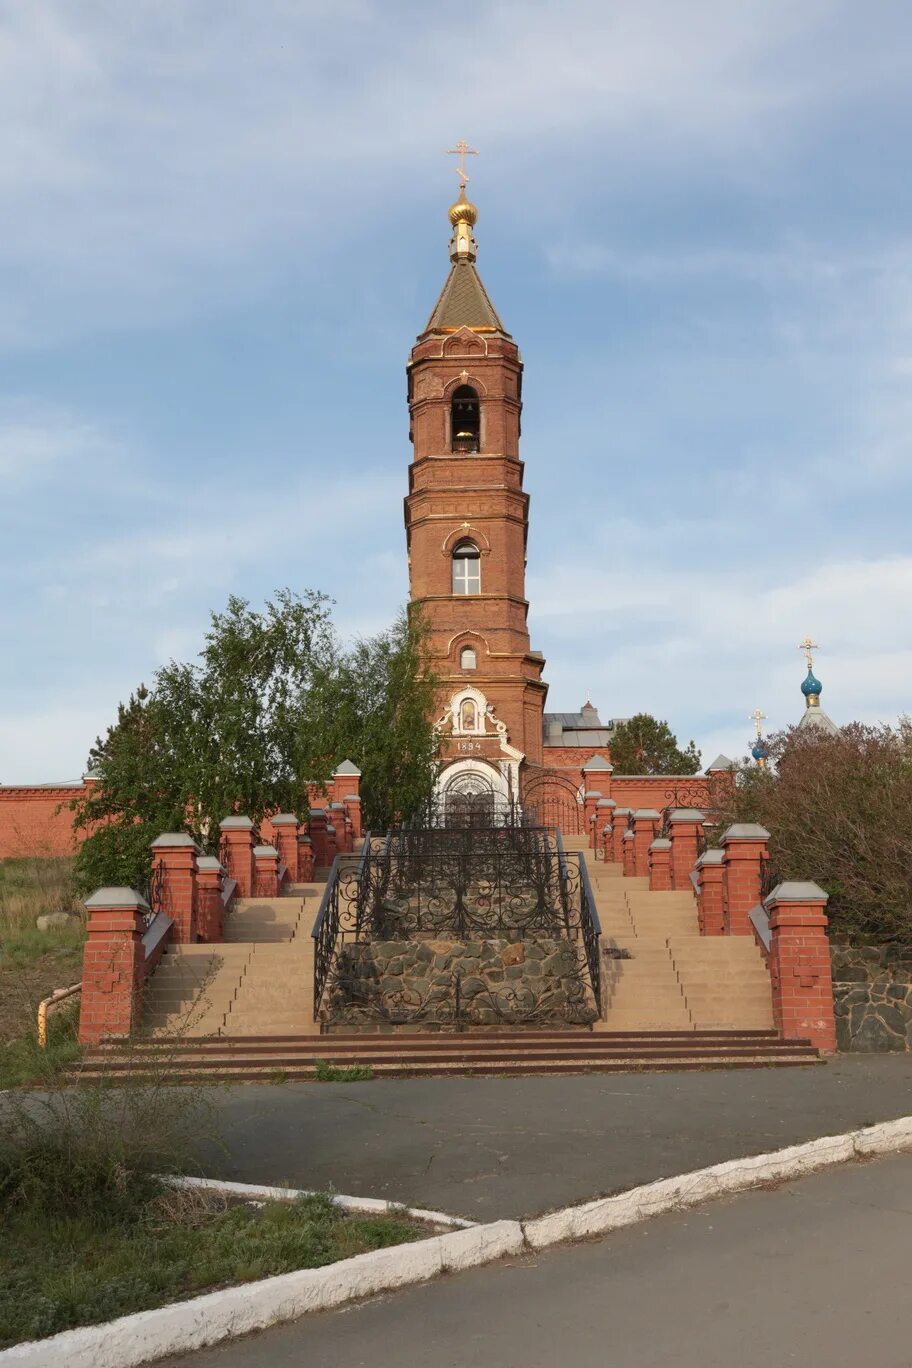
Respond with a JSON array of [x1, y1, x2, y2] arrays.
[[801, 667, 822, 698]]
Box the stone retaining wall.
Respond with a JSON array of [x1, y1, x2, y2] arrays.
[[324, 937, 597, 1032], [832, 943, 912, 1052]]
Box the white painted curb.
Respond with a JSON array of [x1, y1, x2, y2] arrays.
[[163, 1175, 476, 1230], [0, 1221, 525, 1367], [6, 1115, 912, 1366], [524, 1114, 912, 1248]]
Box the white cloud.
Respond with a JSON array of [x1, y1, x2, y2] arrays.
[[0, 1, 907, 345]]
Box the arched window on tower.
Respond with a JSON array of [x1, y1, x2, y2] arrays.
[[451, 385, 480, 453], [460, 646, 477, 670], [452, 541, 481, 595]]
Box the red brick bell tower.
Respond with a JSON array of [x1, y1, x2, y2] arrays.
[[405, 178, 547, 803]]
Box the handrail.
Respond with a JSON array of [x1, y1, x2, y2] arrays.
[[37, 982, 81, 1048], [577, 853, 602, 936]]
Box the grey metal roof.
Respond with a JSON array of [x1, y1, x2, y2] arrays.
[[424, 262, 508, 334]]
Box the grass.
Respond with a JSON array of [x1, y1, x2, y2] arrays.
[[314, 1059, 374, 1082], [0, 856, 84, 1067], [0, 1187, 421, 1348]]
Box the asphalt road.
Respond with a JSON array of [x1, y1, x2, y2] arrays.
[[164, 1148, 912, 1368], [199, 1054, 912, 1220]]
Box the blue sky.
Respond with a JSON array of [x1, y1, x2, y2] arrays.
[[2, 1, 911, 782]]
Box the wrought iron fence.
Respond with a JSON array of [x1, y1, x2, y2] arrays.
[[312, 824, 604, 1025]]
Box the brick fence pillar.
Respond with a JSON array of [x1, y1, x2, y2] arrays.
[[596, 798, 615, 859], [722, 823, 770, 934], [308, 809, 329, 868], [766, 882, 836, 1053], [612, 809, 632, 863], [271, 814, 299, 883], [297, 833, 314, 882], [695, 849, 725, 935], [325, 821, 339, 865], [253, 843, 280, 898], [329, 803, 351, 853], [632, 809, 661, 877], [219, 816, 256, 898], [344, 793, 363, 841], [648, 838, 673, 890], [150, 833, 199, 943], [668, 809, 706, 891], [195, 856, 225, 941], [78, 889, 147, 1043], [622, 828, 636, 877], [583, 790, 602, 849], [332, 760, 362, 806], [583, 760, 613, 801]]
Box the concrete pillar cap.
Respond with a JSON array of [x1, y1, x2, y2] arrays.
[[583, 790, 602, 799], [668, 808, 706, 823], [721, 822, 771, 842], [297, 834, 313, 844], [253, 844, 278, 858], [85, 888, 150, 910], [649, 838, 672, 851], [196, 856, 224, 872], [151, 832, 199, 849], [219, 816, 255, 831], [633, 808, 661, 820], [271, 813, 299, 826], [696, 849, 724, 867], [765, 880, 829, 904], [622, 829, 635, 841], [343, 793, 361, 802], [596, 798, 616, 808]]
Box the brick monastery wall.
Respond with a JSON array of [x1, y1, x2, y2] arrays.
[[0, 784, 90, 859]]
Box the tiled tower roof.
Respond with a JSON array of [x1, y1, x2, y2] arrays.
[[424, 261, 508, 335]]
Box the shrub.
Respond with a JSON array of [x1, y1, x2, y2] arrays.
[[717, 720, 912, 942]]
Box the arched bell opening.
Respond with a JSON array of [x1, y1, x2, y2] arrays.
[[450, 385, 480, 453]]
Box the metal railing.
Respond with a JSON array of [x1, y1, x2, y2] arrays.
[[311, 833, 373, 1018]]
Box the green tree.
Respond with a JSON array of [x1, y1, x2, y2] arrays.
[[72, 593, 438, 894], [714, 720, 912, 942], [609, 713, 701, 776]]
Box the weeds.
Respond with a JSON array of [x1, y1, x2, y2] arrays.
[[314, 1059, 374, 1082]]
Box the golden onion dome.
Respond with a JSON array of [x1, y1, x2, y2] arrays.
[[448, 189, 478, 227]]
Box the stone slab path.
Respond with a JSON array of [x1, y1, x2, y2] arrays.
[[197, 1054, 912, 1221], [162, 1149, 912, 1368]]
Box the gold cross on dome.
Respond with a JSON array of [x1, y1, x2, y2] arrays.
[[798, 636, 819, 669], [447, 140, 479, 187], [748, 708, 767, 740]]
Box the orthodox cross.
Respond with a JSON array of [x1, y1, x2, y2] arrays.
[[749, 708, 767, 741], [447, 140, 479, 187], [798, 636, 819, 669]]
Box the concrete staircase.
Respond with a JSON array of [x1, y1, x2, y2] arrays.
[[560, 835, 775, 1033], [142, 885, 321, 1038], [73, 837, 816, 1082]]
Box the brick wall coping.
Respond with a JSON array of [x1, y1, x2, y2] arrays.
[[668, 808, 706, 823], [197, 856, 224, 872], [151, 832, 199, 850], [271, 813, 299, 826], [765, 880, 829, 904], [0, 779, 86, 791], [611, 774, 708, 782], [596, 797, 616, 808], [722, 822, 771, 842], [85, 887, 149, 910], [696, 849, 725, 867], [220, 816, 254, 830], [253, 844, 279, 857], [633, 808, 661, 819], [649, 838, 672, 851]]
